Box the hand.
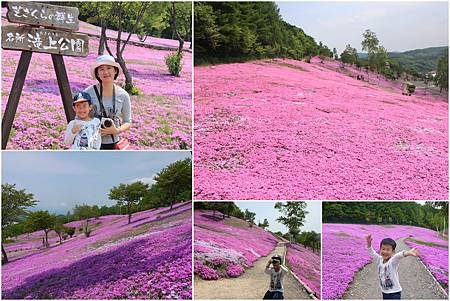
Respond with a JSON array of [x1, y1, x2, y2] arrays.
[[72, 123, 82, 134], [100, 124, 120, 136], [405, 247, 419, 257], [365, 234, 373, 247]]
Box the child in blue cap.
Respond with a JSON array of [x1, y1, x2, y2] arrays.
[[64, 92, 101, 150]]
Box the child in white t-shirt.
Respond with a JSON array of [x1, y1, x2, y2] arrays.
[[365, 234, 419, 300], [64, 92, 101, 150]]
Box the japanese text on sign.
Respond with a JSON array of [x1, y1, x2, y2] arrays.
[[7, 2, 79, 31], [2, 26, 89, 57]]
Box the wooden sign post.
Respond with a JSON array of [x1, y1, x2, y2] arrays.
[[1, 2, 89, 149]]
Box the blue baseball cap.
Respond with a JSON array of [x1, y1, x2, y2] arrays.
[[72, 92, 92, 106]]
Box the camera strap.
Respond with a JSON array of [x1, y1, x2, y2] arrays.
[[93, 84, 117, 143]]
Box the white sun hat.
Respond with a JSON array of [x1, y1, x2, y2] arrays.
[[90, 54, 122, 80]]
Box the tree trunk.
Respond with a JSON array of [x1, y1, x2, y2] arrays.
[[171, 2, 185, 56], [2, 244, 8, 264], [98, 20, 107, 55], [116, 53, 133, 93], [127, 203, 132, 224], [85, 218, 89, 234], [44, 230, 49, 248]]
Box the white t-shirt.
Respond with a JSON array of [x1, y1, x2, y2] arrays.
[[64, 118, 101, 150], [368, 246, 405, 294], [264, 266, 288, 292]]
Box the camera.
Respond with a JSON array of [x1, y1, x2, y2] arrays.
[[101, 117, 114, 128], [271, 256, 282, 264]]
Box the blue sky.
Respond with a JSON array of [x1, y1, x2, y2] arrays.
[[2, 151, 191, 214], [276, 1, 448, 53], [235, 201, 321, 234]]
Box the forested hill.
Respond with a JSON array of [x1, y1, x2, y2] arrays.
[[359, 46, 448, 74], [323, 202, 447, 231], [194, 2, 327, 64]]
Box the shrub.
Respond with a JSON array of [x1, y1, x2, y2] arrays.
[[130, 86, 141, 96], [165, 52, 183, 76], [407, 83, 415, 94], [65, 227, 75, 238]]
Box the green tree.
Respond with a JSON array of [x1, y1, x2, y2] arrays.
[[297, 230, 321, 252], [53, 221, 68, 244], [26, 211, 55, 248], [1, 184, 37, 263], [152, 158, 192, 209], [194, 2, 220, 58], [435, 55, 448, 93], [244, 209, 256, 227], [78, 2, 151, 92], [333, 47, 338, 60], [258, 218, 269, 229], [374, 46, 388, 74], [340, 44, 358, 66], [194, 2, 320, 64], [73, 204, 96, 236], [361, 29, 380, 80], [275, 201, 308, 239], [109, 181, 149, 224]]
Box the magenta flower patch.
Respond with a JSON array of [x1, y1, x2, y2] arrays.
[[194, 57, 448, 199], [2, 202, 192, 299], [194, 210, 278, 279]]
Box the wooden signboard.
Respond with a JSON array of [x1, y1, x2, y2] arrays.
[[7, 2, 79, 31], [1, 3, 89, 149], [2, 25, 89, 57]]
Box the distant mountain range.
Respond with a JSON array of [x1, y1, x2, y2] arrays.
[[358, 46, 448, 74]]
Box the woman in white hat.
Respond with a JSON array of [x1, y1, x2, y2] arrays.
[[84, 54, 132, 150]]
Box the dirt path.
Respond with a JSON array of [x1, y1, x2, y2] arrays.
[[344, 237, 448, 299], [195, 243, 311, 299]]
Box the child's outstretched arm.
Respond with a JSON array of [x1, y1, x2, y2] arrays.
[[403, 247, 419, 257], [391, 247, 419, 267], [365, 234, 381, 259], [365, 234, 373, 248]]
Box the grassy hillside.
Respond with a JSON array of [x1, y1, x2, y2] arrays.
[[359, 46, 448, 74]]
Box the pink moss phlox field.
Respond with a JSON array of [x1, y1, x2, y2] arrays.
[[404, 239, 448, 290], [2, 202, 192, 299], [1, 15, 192, 150], [194, 210, 278, 279], [286, 243, 321, 298], [194, 57, 448, 200], [322, 223, 449, 299]]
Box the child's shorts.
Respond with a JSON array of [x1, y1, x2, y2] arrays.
[[263, 290, 284, 299], [382, 291, 401, 299]]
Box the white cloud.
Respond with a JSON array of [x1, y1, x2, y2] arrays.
[[126, 175, 156, 185]]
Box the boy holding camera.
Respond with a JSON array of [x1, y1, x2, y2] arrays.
[[64, 92, 101, 150], [263, 255, 289, 299]]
